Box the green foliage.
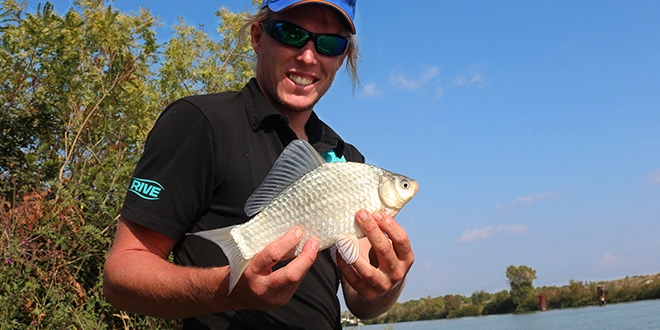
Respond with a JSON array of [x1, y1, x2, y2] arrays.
[[1, 0, 255, 327], [506, 264, 537, 311], [470, 289, 491, 306], [606, 275, 660, 303], [636, 278, 660, 300], [447, 304, 480, 319], [442, 294, 462, 315], [360, 272, 660, 326], [157, 2, 257, 102], [481, 290, 516, 315], [545, 280, 597, 309]]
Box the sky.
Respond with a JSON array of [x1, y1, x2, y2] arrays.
[[40, 0, 660, 304]]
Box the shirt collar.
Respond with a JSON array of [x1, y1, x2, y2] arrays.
[[241, 78, 347, 157], [243, 78, 283, 131]]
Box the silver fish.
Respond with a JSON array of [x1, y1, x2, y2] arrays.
[[190, 139, 419, 294]]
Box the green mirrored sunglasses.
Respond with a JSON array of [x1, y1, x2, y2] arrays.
[[261, 19, 349, 57]]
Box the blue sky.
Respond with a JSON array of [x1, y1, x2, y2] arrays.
[[42, 0, 660, 303]]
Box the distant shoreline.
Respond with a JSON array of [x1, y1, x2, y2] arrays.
[[357, 272, 660, 325]]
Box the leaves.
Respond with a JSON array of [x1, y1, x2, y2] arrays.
[[506, 265, 538, 311], [157, 3, 256, 102], [1, 0, 256, 326]]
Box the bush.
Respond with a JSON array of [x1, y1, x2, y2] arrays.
[[0, 0, 255, 327], [448, 305, 480, 318], [482, 290, 516, 315]]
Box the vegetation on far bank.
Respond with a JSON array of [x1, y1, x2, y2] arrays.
[[360, 269, 660, 325]]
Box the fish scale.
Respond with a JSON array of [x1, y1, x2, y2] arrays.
[[235, 163, 383, 258]]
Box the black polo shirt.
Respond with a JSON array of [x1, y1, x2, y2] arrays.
[[121, 78, 364, 329]]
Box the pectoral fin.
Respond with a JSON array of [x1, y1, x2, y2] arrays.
[[335, 235, 360, 264]]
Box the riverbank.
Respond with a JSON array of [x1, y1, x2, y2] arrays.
[[359, 272, 660, 325], [358, 299, 660, 330]]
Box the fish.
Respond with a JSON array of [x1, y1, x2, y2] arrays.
[[189, 139, 419, 294]]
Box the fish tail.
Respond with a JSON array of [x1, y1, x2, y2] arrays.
[[188, 226, 250, 295]]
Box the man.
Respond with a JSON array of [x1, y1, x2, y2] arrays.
[[103, 0, 414, 328]]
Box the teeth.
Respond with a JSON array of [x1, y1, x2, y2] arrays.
[[289, 74, 313, 86]]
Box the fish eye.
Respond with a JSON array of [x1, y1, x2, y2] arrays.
[[400, 179, 410, 189]]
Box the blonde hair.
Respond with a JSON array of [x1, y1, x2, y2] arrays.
[[240, 7, 361, 90]]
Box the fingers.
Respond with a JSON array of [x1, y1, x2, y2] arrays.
[[336, 249, 374, 293], [249, 228, 319, 288], [250, 227, 304, 273], [371, 212, 414, 267], [340, 210, 414, 300], [231, 228, 319, 310], [278, 236, 319, 283], [355, 210, 413, 272]]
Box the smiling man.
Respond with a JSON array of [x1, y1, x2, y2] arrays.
[[103, 1, 414, 329]]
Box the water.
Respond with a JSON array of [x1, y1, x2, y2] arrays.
[[357, 299, 660, 330]]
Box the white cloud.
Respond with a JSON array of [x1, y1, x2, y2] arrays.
[[593, 253, 629, 272], [458, 226, 493, 243], [509, 191, 567, 207], [424, 261, 435, 270], [646, 169, 660, 186], [361, 83, 380, 96], [458, 224, 529, 243], [452, 73, 483, 87], [389, 66, 440, 90]]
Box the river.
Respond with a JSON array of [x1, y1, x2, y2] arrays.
[[356, 299, 660, 330]]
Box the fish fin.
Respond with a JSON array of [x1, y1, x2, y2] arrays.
[[329, 246, 338, 265], [228, 258, 251, 296], [188, 226, 250, 295], [335, 235, 360, 264], [244, 140, 326, 217]]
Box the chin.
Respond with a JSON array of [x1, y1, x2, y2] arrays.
[[278, 95, 320, 112]]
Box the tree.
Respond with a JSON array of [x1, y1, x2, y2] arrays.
[[443, 294, 463, 315], [470, 289, 491, 306], [506, 265, 537, 311], [482, 290, 516, 315], [0, 0, 257, 327]]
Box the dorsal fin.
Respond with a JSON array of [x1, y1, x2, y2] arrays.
[[244, 140, 326, 217]]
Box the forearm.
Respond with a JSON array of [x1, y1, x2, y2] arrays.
[[343, 278, 405, 320], [103, 250, 231, 318]]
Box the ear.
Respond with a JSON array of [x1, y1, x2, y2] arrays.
[[250, 22, 263, 55]]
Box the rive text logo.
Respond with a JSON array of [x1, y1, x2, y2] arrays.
[[129, 178, 164, 200]]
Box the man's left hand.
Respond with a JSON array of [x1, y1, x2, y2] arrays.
[[337, 209, 414, 303]]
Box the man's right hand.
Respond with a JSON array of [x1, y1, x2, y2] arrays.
[[104, 219, 318, 318], [228, 227, 319, 310]]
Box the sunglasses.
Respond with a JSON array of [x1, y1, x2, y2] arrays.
[[261, 19, 350, 57]]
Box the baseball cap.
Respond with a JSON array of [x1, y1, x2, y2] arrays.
[[260, 0, 356, 34]]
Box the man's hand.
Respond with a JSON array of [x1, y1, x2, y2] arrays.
[[338, 210, 414, 318], [229, 227, 319, 310], [104, 220, 319, 318]]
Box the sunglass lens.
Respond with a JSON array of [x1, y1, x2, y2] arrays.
[[316, 35, 348, 56], [273, 23, 308, 47]]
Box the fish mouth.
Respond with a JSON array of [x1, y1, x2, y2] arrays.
[[288, 73, 316, 87]]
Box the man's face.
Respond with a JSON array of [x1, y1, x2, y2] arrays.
[[251, 5, 349, 114]]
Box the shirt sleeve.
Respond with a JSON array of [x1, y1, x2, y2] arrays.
[[121, 99, 216, 240]]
